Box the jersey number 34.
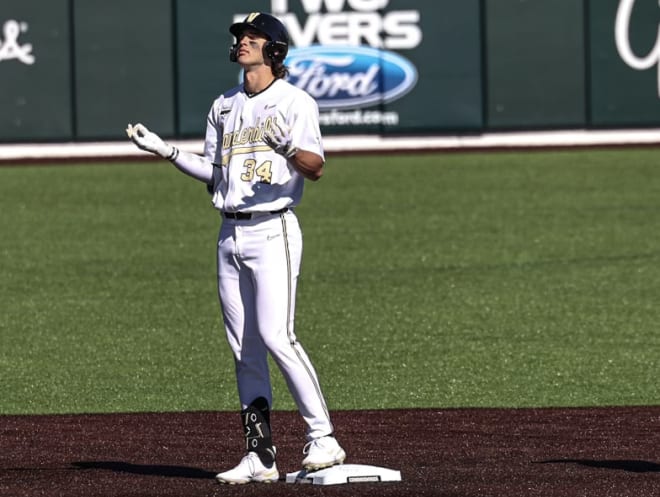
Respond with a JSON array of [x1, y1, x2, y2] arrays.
[[240, 159, 273, 184]]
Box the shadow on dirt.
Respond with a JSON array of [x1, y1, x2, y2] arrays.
[[536, 459, 660, 473], [72, 461, 216, 479]]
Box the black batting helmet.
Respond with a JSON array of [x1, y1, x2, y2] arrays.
[[229, 12, 289, 63]]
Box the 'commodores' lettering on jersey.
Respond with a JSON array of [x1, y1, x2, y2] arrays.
[[222, 116, 277, 150]]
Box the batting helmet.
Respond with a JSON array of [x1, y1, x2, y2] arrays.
[[229, 12, 289, 63]]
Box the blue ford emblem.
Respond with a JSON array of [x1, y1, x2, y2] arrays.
[[285, 45, 418, 110]]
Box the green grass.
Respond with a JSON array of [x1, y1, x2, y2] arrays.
[[2, 148, 660, 414]]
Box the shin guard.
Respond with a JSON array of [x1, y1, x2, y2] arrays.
[[242, 397, 275, 466]]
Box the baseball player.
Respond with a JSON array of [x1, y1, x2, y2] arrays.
[[126, 12, 345, 485]]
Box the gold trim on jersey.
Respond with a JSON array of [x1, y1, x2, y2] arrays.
[[221, 145, 273, 166]]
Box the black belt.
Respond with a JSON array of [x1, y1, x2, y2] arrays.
[[223, 207, 288, 220]]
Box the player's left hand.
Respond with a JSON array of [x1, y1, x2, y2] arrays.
[[126, 123, 174, 159], [264, 119, 298, 158]]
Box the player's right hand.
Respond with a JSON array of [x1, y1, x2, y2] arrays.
[[126, 123, 173, 159]]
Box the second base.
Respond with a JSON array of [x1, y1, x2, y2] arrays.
[[286, 464, 402, 485]]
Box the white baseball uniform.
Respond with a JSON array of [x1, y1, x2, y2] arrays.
[[204, 78, 334, 440]]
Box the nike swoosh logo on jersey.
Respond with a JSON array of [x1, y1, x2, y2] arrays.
[[267, 233, 282, 241]]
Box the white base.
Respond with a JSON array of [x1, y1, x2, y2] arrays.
[[286, 464, 402, 485]]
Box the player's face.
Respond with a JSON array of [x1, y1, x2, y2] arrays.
[[235, 29, 269, 66]]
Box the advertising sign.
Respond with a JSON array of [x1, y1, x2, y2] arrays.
[[226, 0, 483, 135], [6, 0, 660, 144], [0, 0, 72, 142], [590, 0, 660, 126]]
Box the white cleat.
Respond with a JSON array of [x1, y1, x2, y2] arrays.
[[215, 452, 279, 485], [301, 436, 347, 471]]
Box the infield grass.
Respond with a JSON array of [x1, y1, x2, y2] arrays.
[[2, 148, 660, 414]]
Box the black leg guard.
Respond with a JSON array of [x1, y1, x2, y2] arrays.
[[242, 397, 275, 467]]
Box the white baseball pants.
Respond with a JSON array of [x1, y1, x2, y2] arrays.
[[216, 210, 334, 440]]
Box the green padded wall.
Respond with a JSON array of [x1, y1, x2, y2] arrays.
[[485, 0, 586, 129], [73, 0, 175, 140], [0, 0, 72, 141]]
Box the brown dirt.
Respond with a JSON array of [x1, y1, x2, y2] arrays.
[[1, 407, 659, 497]]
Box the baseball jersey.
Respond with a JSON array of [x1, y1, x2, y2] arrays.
[[204, 78, 324, 213]]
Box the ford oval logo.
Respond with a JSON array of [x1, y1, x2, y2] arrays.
[[285, 45, 418, 110]]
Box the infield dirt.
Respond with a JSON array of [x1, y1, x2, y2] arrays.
[[1, 407, 659, 497]]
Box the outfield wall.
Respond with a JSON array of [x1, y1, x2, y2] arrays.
[[2, 0, 660, 143]]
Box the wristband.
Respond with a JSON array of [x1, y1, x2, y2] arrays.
[[284, 146, 298, 158], [167, 146, 180, 162]]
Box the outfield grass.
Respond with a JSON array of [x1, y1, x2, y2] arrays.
[[2, 148, 660, 414]]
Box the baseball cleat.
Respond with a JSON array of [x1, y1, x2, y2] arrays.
[[215, 451, 279, 484], [301, 436, 346, 471]]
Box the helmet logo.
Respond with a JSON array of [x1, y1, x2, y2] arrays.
[[246, 12, 260, 23]]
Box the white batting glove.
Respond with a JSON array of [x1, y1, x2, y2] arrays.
[[126, 123, 175, 159], [264, 119, 298, 158]]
